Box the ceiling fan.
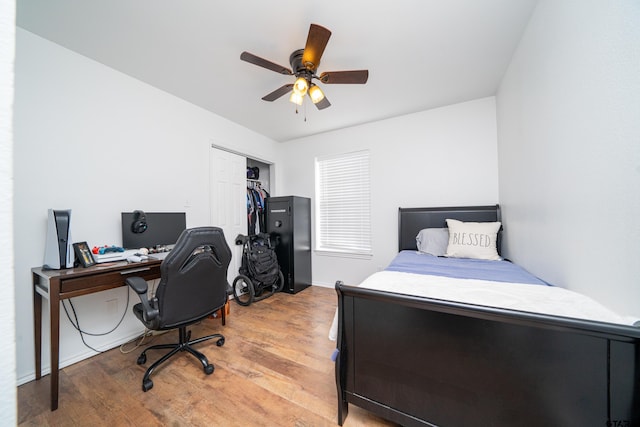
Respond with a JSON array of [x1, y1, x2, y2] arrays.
[[240, 24, 369, 110]]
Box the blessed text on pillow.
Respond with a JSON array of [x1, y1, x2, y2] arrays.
[[445, 219, 501, 261]]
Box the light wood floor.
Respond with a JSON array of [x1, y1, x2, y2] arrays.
[[18, 286, 398, 426]]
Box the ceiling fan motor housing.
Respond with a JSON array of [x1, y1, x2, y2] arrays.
[[289, 49, 314, 81]]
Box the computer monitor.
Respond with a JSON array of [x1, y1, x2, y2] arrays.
[[121, 212, 186, 250]]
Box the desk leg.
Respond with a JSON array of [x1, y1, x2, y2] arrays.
[[32, 273, 42, 381], [49, 278, 61, 411]]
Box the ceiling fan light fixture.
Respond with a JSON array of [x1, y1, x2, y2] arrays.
[[293, 77, 308, 96], [289, 91, 304, 106], [308, 84, 325, 104]]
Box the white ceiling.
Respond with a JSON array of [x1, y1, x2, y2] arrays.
[[16, 0, 538, 142]]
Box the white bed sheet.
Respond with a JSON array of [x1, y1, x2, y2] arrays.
[[329, 270, 638, 341]]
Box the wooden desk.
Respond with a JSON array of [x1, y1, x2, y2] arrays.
[[32, 259, 162, 410]]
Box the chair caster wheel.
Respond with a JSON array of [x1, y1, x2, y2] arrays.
[[204, 364, 214, 375], [216, 337, 225, 346], [137, 354, 147, 365], [142, 379, 153, 392]]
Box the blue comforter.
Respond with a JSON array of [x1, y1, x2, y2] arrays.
[[385, 251, 551, 286]]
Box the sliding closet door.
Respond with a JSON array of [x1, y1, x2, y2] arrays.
[[209, 146, 247, 283]]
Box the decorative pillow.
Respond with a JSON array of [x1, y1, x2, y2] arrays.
[[416, 228, 449, 256], [445, 219, 502, 261]]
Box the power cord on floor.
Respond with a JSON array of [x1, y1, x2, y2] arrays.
[[119, 328, 155, 354]]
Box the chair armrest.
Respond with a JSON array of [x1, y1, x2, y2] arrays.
[[125, 276, 159, 322], [126, 276, 148, 294]]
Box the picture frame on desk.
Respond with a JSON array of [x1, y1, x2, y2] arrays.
[[73, 241, 96, 267]]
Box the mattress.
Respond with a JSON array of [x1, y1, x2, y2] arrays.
[[329, 251, 637, 340]]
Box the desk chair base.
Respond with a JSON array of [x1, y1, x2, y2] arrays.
[[137, 326, 225, 392]]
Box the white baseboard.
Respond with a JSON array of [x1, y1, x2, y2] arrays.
[[17, 329, 146, 386]]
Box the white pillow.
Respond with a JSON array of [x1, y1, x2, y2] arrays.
[[445, 219, 502, 261], [416, 228, 449, 256]]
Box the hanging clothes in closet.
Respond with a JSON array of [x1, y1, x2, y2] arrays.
[[247, 181, 270, 235]]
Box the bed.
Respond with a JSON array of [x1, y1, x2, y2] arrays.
[[333, 205, 640, 426]]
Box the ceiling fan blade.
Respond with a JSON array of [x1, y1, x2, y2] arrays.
[[313, 96, 331, 110], [319, 70, 369, 84], [262, 84, 293, 102], [302, 24, 331, 71], [241, 51, 292, 75]]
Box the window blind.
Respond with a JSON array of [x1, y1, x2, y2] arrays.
[[315, 150, 371, 255]]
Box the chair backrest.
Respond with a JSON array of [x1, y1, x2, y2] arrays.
[[154, 227, 231, 329]]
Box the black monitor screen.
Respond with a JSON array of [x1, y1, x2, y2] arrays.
[[121, 212, 186, 249]]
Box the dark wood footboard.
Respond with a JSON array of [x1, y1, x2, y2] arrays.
[[335, 281, 640, 427]]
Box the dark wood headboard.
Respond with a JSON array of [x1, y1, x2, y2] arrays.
[[398, 205, 501, 252]]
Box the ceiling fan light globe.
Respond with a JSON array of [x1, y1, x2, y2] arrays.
[[309, 85, 325, 104], [289, 91, 304, 106], [293, 77, 309, 96]]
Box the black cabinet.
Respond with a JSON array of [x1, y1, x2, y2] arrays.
[[265, 196, 311, 294]]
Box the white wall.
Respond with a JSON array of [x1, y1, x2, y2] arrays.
[[13, 29, 280, 383], [1, 0, 17, 423], [279, 97, 499, 286], [496, 0, 640, 317]]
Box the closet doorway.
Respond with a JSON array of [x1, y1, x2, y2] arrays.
[[246, 158, 271, 236]]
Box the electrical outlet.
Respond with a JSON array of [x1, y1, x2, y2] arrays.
[[106, 299, 118, 315]]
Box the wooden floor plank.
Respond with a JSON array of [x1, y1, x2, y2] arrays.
[[18, 286, 398, 426]]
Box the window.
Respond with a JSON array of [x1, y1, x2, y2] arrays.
[[315, 150, 371, 255]]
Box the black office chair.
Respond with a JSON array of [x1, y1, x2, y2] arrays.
[[125, 226, 231, 392]]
